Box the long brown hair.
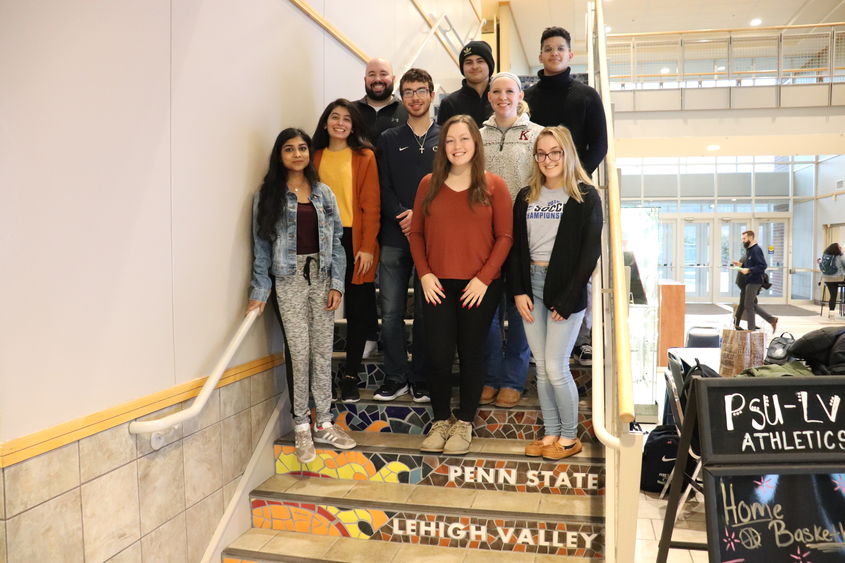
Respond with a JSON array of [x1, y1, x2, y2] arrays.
[[525, 126, 592, 204], [423, 115, 488, 214]]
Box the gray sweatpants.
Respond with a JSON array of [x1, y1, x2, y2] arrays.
[[275, 254, 335, 426]]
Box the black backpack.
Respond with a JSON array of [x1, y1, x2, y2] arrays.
[[641, 425, 681, 492], [765, 332, 795, 365], [820, 254, 838, 275]]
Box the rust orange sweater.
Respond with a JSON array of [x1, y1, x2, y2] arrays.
[[409, 172, 513, 285]]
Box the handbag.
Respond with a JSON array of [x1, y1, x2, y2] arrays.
[[761, 272, 772, 290], [719, 328, 766, 377]]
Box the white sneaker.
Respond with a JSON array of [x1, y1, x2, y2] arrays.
[[362, 340, 378, 358], [313, 423, 356, 450], [294, 423, 316, 463]]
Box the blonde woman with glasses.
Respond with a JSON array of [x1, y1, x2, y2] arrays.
[[508, 126, 602, 461]]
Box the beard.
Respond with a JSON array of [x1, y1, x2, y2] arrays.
[[365, 80, 394, 101]]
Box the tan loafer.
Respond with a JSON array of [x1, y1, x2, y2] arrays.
[[524, 439, 545, 457], [494, 387, 521, 408], [541, 438, 582, 461], [479, 385, 497, 405]]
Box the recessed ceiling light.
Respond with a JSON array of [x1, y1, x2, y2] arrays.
[[605, 25, 612, 33], [660, 67, 671, 74], [707, 144, 720, 151], [750, 18, 762, 26]]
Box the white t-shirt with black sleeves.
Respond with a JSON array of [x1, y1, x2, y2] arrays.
[[526, 186, 569, 262]]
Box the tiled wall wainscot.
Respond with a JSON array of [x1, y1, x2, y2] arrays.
[[0, 367, 282, 563]]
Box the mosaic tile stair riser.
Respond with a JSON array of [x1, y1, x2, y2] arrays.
[[273, 444, 606, 496], [249, 499, 604, 558]]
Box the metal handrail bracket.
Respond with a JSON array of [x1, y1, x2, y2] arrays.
[[128, 309, 260, 449]]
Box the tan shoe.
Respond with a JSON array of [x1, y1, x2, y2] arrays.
[[494, 387, 521, 408], [524, 439, 545, 457], [420, 420, 452, 453], [541, 438, 582, 461], [442, 420, 473, 455], [479, 385, 497, 405]]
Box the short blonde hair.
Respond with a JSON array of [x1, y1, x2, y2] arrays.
[[525, 126, 593, 204]]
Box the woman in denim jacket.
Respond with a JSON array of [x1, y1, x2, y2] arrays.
[[247, 128, 355, 463]]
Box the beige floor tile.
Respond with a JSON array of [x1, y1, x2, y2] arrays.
[[260, 530, 338, 558], [328, 537, 402, 561], [473, 489, 540, 513], [464, 548, 536, 561], [227, 528, 278, 551], [352, 432, 422, 449], [390, 543, 465, 562], [406, 485, 477, 509], [537, 495, 602, 517], [5, 489, 83, 562], [138, 441, 185, 535], [688, 548, 710, 562], [79, 423, 137, 482], [344, 480, 414, 504], [81, 462, 141, 562], [140, 512, 187, 563], [637, 518, 655, 540], [4, 442, 80, 517], [534, 554, 594, 563], [106, 541, 141, 563], [635, 539, 692, 562]]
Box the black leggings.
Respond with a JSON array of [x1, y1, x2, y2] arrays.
[[341, 228, 377, 379], [825, 281, 843, 311], [423, 278, 503, 422]]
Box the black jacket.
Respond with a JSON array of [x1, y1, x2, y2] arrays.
[[508, 184, 603, 317], [355, 96, 408, 144], [437, 80, 492, 127], [523, 69, 607, 174], [741, 243, 767, 285]]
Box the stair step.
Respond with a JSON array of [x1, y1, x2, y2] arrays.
[[273, 432, 605, 495], [223, 528, 594, 562], [244, 474, 604, 559], [333, 389, 596, 442]]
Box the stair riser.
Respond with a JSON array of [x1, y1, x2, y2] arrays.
[[333, 403, 597, 442], [273, 445, 605, 495], [333, 360, 593, 394], [250, 498, 604, 558]]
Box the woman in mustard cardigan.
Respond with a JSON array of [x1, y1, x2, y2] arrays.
[[313, 99, 381, 403]]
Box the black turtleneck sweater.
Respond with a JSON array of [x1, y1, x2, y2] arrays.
[[436, 79, 492, 127], [524, 68, 607, 175]]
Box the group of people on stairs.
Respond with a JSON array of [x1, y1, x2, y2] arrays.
[[246, 26, 608, 465]]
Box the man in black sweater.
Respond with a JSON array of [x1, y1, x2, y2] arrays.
[[355, 57, 408, 145], [373, 68, 440, 403], [732, 230, 778, 331], [437, 40, 494, 127], [525, 26, 608, 366], [524, 27, 607, 175]]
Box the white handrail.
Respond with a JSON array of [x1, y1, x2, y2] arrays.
[[590, 268, 621, 450], [128, 309, 260, 444]]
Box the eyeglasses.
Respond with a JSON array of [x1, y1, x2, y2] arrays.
[[401, 87, 431, 98], [534, 150, 563, 162]]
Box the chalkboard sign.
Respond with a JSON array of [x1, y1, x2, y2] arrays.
[[697, 376, 845, 464], [704, 465, 845, 563]]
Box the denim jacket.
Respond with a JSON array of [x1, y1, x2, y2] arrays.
[[249, 182, 346, 302]]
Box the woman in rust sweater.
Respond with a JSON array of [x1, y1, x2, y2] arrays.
[[313, 99, 380, 404], [410, 114, 513, 455]]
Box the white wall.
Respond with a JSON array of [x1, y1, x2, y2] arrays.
[[0, 0, 479, 442]]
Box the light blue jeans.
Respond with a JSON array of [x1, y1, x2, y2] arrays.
[[522, 264, 585, 439]]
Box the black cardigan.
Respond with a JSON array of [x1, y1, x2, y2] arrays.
[[507, 183, 603, 317]]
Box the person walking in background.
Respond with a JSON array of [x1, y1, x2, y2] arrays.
[[732, 230, 778, 332], [437, 41, 494, 127], [313, 99, 381, 403], [247, 128, 355, 463], [373, 68, 439, 403], [410, 115, 513, 456], [820, 242, 845, 319], [509, 126, 602, 461], [479, 72, 542, 409]]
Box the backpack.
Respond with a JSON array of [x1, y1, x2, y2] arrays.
[[640, 425, 681, 492], [820, 254, 838, 275], [790, 326, 845, 373], [765, 332, 795, 365]]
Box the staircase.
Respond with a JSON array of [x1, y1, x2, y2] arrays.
[[220, 316, 607, 562]]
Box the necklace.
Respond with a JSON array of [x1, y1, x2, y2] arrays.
[[409, 122, 430, 154]]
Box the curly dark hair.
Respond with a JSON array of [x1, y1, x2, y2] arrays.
[[824, 242, 843, 256], [256, 128, 318, 241]]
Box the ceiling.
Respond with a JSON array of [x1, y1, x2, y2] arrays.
[[483, 0, 845, 61]]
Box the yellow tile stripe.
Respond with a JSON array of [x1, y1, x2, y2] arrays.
[[0, 353, 284, 468]]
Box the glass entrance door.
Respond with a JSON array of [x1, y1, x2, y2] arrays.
[[755, 220, 787, 301], [682, 220, 712, 301], [718, 220, 748, 301]]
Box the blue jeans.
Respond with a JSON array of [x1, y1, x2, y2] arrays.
[[378, 245, 426, 386], [483, 293, 530, 391], [522, 264, 585, 439]]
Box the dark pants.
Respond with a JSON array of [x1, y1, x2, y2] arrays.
[[483, 290, 530, 391], [341, 228, 376, 379], [735, 282, 774, 330], [379, 244, 427, 386], [423, 278, 503, 422], [824, 281, 843, 311]]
